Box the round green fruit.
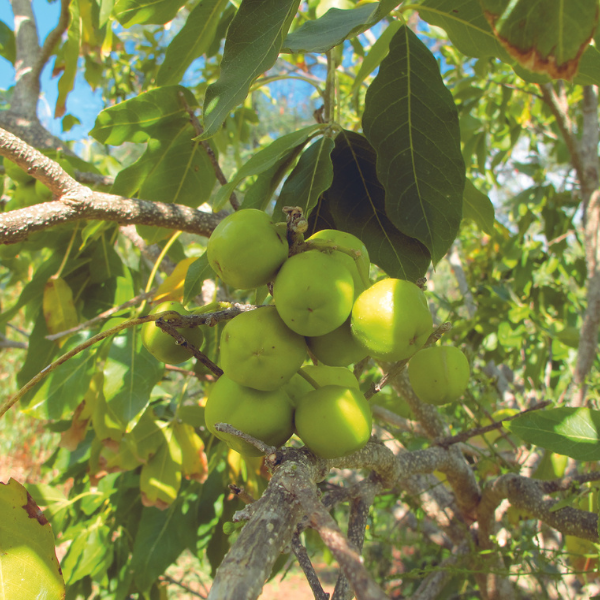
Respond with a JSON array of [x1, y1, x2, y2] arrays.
[[300, 365, 359, 390], [295, 385, 372, 459], [4, 160, 34, 185], [207, 209, 289, 289], [281, 373, 313, 408], [205, 375, 294, 457], [273, 251, 354, 337], [220, 306, 307, 391], [306, 318, 368, 367], [351, 278, 432, 362], [141, 301, 205, 364], [307, 230, 370, 298], [408, 345, 470, 405]]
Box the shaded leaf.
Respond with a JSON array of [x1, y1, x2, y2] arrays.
[[212, 123, 321, 210], [362, 26, 465, 264], [114, 0, 187, 27], [103, 326, 164, 432], [274, 136, 335, 222], [506, 407, 600, 461], [0, 20, 16, 64], [201, 0, 301, 139], [55, 0, 81, 118], [183, 252, 215, 304], [481, 0, 598, 80], [0, 479, 65, 600], [462, 179, 495, 234], [325, 130, 431, 281], [157, 0, 228, 86], [574, 43, 600, 86]]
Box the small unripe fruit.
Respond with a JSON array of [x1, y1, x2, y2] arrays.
[[141, 301, 204, 364], [205, 375, 294, 457], [306, 318, 368, 367], [300, 365, 359, 390], [207, 209, 289, 289], [351, 278, 432, 362], [274, 251, 354, 337], [408, 346, 470, 405], [295, 385, 372, 459], [220, 306, 307, 391]]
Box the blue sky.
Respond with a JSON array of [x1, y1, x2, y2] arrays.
[[0, 0, 104, 141]]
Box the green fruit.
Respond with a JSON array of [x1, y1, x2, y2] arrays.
[[4, 160, 34, 184], [408, 346, 470, 405], [274, 251, 354, 337], [207, 209, 289, 289], [220, 306, 307, 391], [307, 230, 370, 298], [205, 375, 294, 457], [295, 385, 372, 459], [141, 301, 205, 364], [300, 365, 359, 390], [35, 179, 53, 201], [306, 318, 369, 367], [351, 278, 432, 362], [281, 373, 313, 408]]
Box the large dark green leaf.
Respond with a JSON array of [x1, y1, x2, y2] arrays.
[[157, 0, 229, 86], [362, 26, 465, 265], [91, 86, 199, 146], [212, 124, 322, 210], [201, 0, 301, 140], [114, 0, 187, 27], [480, 0, 598, 79], [417, 0, 509, 60], [574, 43, 600, 86], [324, 130, 430, 281], [506, 407, 600, 461], [131, 499, 197, 591], [103, 326, 164, 433], [273, 136, 335, 222], [282, 1, 400, 54]]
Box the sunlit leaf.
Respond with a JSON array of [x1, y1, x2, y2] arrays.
[[462, 179, 495, 234], [0, 479, 65, 600], [114, 0, 187, 27], [362, 25, 465, 264], [55, 0, 81, 118], [183, 252, 215, 304]]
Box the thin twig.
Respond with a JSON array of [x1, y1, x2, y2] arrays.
[[291, 532, 330, 600], [213, 423, 277, 456], [160, 574, 206, 599], [33, 0, 71, 82]]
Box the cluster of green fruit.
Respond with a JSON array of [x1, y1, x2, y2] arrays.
[[141, 209, 470, 459]]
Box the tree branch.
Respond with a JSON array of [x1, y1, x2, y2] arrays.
[[34, 0, 70, 84]]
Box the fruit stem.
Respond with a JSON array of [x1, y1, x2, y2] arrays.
[[188, 301, 230, 315], [297, 369, 321, 390]]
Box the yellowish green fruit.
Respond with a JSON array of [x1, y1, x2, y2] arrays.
[[281, 373, 313, 408], [205, 375, 294, 457], [408, 346, 470, 405], [208, 209, 289, 289], [220, 306, 307, 391], [307, 230, 370, 298], [295, 385, 372, 459], [141, 301, 204, 364], [274, 251, 354, 337], [306, 318, 368, 367], [351, 278, 432, 362], [4, 160, 34, 184], [300, 365, 359, 390]]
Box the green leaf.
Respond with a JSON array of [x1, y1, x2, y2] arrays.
[[362, 26, 465, 265], [0, 20, 16, 64], [282, 2, 397, 54], [183, 252, 215, 304], [201, 0, 301, 140], [103, 326, 164, 432], [506, 407, 600, 461], [55, 0, 81, 118], [480, 0, 599, 80], [273, 136, 335, 222], [157, 0, 228, 86], [91, 85, 199, 146], [417, 0, 509, 60], [131, 497, 195, 591], [114, 124, 216, 208], [21, 332, 98, 420], [212, 123, 322, 211], [325, 130, 431, 281], [0, 479, 65, 600], [574, 44, 600, 86], [113, 0, 187, 27], [462, 179, 495, 234]]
